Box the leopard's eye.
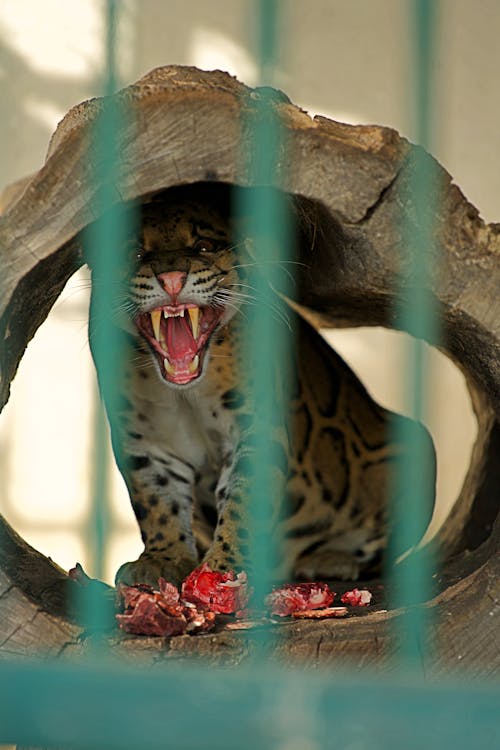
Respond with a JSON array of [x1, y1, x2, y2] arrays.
[[194, 239, 216, 254], [134, 246, 151, 263], [132, 244, 143, 261]]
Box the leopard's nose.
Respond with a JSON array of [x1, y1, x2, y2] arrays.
[[157, 271, 186, 303]]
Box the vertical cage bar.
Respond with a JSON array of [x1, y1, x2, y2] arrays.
[[238, 0, 292, 616], [87, 0, 118, 581], [389, 0, 440, 665], [81, 0, 132, 635]]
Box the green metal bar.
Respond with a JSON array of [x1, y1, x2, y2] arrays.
[[239, 0, 292, 614], [1, 661, 499, 750], [80, 0, 132, 635], [388, 0, 440, 664], [257, 0, 280, 77]]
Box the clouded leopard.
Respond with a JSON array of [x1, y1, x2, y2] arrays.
[[87, 182, 435, 587]]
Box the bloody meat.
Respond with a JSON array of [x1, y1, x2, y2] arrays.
[[110, 562, 373, 636], [116, 579, 215, 636], [340, 588, 372, 607], [266, 582, 335, 617], [181, 563, 250, 614]]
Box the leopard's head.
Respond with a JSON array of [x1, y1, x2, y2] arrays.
[[126, 186, 247, 387]]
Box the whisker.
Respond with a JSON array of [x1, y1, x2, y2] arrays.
[[217, 281, 292, 329], [216, 293, 291, 332], [223, 239, 248, 253], [215, 301, 248, 320], [215, 291, 255, 304], [229, 259, 309, 271]]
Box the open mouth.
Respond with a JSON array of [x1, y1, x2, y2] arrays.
[[136, 303, 224, 385]]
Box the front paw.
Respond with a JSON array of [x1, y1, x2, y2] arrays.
[[115, 552, 197, 589], [203, 543, 245, 574]]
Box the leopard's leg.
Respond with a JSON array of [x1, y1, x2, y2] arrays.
[[283, 484, 364, 581], [115, 448, 199, 587], [200, 446, 251, 572], [203, 437, 290, 575]]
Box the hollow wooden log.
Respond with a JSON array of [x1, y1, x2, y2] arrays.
[[0, 65, 498, 672]]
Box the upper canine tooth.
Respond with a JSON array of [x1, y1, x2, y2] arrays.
[[188, 307, 200, 338], [150, 309, 161, 340]]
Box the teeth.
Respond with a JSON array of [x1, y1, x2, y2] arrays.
[[164, 358, 175, 375], [150, 310, 162, 340], [188, 355, 199, 373], [188, 307, 200, 339], [164, 356, 199, 377], [163, 308, 185, 318]]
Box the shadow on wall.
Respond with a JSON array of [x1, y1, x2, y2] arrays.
[[0, 0, 260, 192], [0, 34, 102, 191]]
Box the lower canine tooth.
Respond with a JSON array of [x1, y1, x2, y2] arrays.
[[188, 354, 199, 374], [164, 358, 175, 375]]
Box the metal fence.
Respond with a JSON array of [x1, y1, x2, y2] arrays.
[[0, 1, 499, 748]]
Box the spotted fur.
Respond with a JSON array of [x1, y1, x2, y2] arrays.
[[88, 184, 436, 586]]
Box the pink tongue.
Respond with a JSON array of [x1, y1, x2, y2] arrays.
[[166, 316, 197, 362]]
